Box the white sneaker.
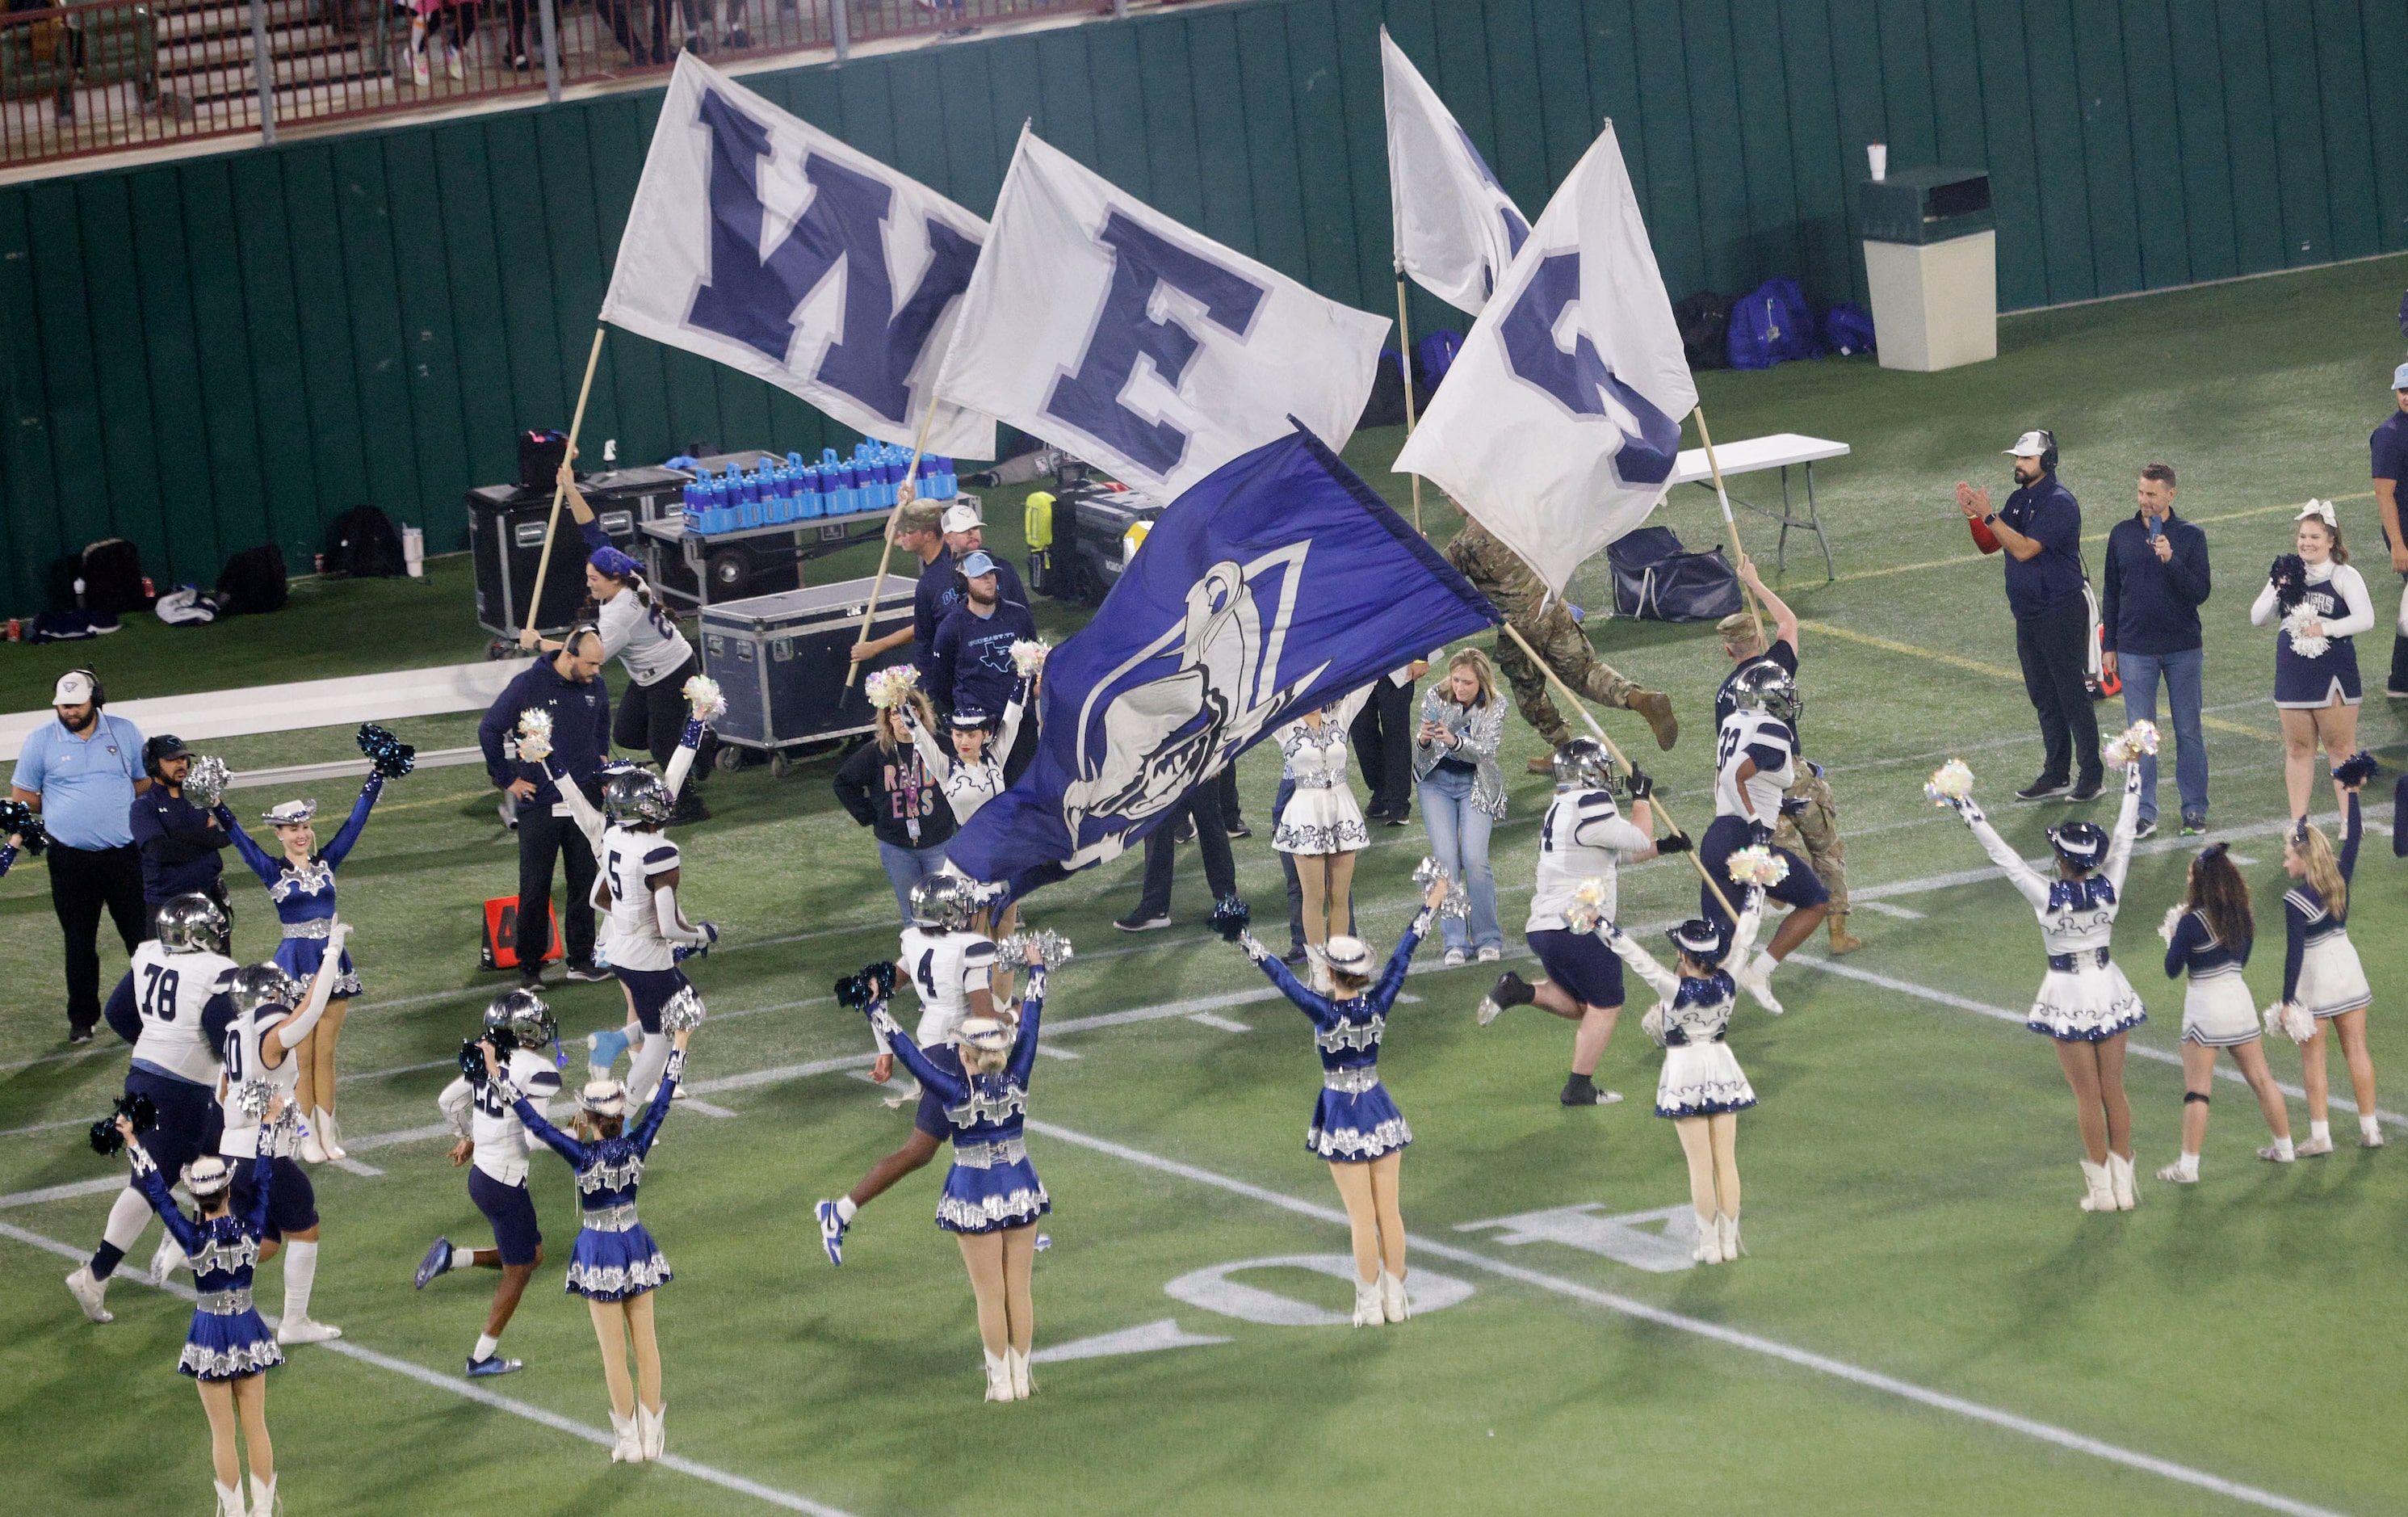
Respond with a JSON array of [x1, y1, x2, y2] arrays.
[[2155, 1160, 2198, 1183], [982, 1350, 1013, 1401], [1690, 1209, 1723, 1264], [1006, 1347, 1034, 1398], [1717, 1212, 1743, 1259], [1442, 948, 1466, 968], [608, 1410, 639, 1463], [2107, 1152, 2137, 1211], [2077, 1159, 2116, 1212], [1378, 1267, 1409, 1322], [1475, 946, 1501, 964], [65, 1264, 112, 1323], [445, 43, 463, 79], [2362, 1128, 2388, 1149], [149, 1232, 187, 1285], [2259, 1141, 2296, 1162], [1352, 1278, 1383, 1326], [637, 1402, 665, 1459], [2297, 1133, 2335, 1157], [276, 1314, 342, 1345], [410, 50, 429, 86], [1738, 965, 1784, 1015]]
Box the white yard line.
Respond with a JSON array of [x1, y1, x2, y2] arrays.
[[1024, 1120, 2346, 1517], [0, 1221, 857, 1516]]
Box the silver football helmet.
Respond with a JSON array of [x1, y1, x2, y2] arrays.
[[155, 893, 229, 955], [482, 987, 559, 1053], [224, 963, 304, 1017], [1550, 737, 1617, 792], [1729, 661, 1803, 725], [908, 872, 978, 933], [601, 765, 673, 827]]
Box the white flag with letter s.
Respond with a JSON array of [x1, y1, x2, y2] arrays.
[[599, 53, 994, 458], [1392, 121, 1697, 599], [1381, 26, 1529, 315], [936, 125, 1390, 500]]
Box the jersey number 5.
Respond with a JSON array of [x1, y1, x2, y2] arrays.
[[140, 964, 182, 1020]]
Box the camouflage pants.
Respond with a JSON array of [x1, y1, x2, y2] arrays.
[[1494, 607, 1639, 747], [1773, 762, 1849, 917]]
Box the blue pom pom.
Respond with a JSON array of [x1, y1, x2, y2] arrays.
[[357, 722, 416, 779], [1210, 894, 1252, 943], [2334, 750, 2381, 788]]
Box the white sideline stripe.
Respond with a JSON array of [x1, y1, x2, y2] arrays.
[[1785, 955, 2408, 1130], [1856, 901, 1924, 919], [1187, 1013, 1252, 1032], [0, 1221, 855, 1517], [0, 661, 534, 750], [1024, 1121, 2345, 1517]]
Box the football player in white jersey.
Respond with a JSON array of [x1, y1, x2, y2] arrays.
[[66, 893, 237, 1326], [1699, 663, 1829, 1015], [208, 939, 350, 1346], [815, 872, 999, 1265], [1479, 741, 1687, 1106], [417, 990, 565, 1377]]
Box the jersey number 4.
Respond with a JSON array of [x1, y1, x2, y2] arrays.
[[916, 950, 940, 1000], [139, 964, 182, 1020]]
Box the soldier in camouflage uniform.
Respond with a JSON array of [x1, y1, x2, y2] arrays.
[[1713, 554, 1861, 955], [1443, 517, 1679, 771]]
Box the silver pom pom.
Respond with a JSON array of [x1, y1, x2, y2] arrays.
[[1412, 856, 1449, 893], [183, 755, 231, 811], [998, 927, 1076, 971], [230, 1079, 275, 1120], [659, 985, 707, 1032]]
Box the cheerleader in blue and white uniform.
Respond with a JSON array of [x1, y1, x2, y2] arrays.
[[216, 772, 387, 1163], [2250, 501, 2375, 822], [2154, 843, 2293, 1182], [1600, 897, 1763, 1264], [1938, 763, 2148, 1212], [1234, 871, 1450, 1328], [118, 1100, 288, 1517], [481, 1027, 692, 1464], [860, 935, 1050, 1402], [2276, 781, 2382, 1154]]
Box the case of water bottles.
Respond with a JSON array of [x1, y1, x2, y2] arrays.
[[678, 443, 963, 536]]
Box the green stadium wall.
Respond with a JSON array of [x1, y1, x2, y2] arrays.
[[5, 0, 2405, 612]]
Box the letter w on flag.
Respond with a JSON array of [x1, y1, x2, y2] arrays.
[[600, 53, 993, 458]]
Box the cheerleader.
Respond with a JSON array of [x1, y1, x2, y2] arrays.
[[1234, 872, 1450, 1326], [118, 1099, 289, 1517], [215, 773, 388, 1163], [1600, 897, 1763, 1263], [2154, 843, 2293, 1182], [2277, 786, 2382, 1152], [2249, 501, 2374, 821], [905, 676, 1029, 825], [859, 937, 1050, 1402], [1938, 764, 2147, 1211], [1273, 687, 1377, 977], [480, 1027, 693, 1462]]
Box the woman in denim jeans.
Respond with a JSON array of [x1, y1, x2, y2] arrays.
[[1412, 649, 1506, 965]]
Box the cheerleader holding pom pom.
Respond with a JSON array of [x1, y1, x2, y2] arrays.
[[858, 936, 1051, 1402], [119, 1099, 289, 1517], [1936, 760, 2148, 1212], [1596, 895, 1761, 1264], [2155, 845, 2296, 1180], [2277, 768, 2381, 1153], [481, 1026, 693, 1462], [1232, 872, 1449, 1327]]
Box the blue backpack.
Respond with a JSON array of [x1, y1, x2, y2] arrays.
[[1727, 278, 1820, 371], [1823, 303, 1876, 356]]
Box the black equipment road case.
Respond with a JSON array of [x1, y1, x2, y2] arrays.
[[698, 575, 917, 775], [468, 483, 645, 638]]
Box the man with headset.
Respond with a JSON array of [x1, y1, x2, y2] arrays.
[[477, 627, 613, 988], [9, 670, 150, 1042], [1957, 430, 2104, 803]]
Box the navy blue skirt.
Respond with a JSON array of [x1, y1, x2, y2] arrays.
[[2275, 634, 2360, 708], [273, 934, 360, 1000], [1308, 1082, 1412, 1162], [937, 1154, 1048, 1234], [181, 1307, 283, 1381], [565, 1222, 672, 1301]]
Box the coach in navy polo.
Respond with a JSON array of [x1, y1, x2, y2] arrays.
[[2100, 463, 2212, 838], [2371, 363, 2408, 697], [1957, 430, 2104, 802]]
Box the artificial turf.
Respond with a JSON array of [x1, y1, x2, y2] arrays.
[[4, 252, 2408, 1515]]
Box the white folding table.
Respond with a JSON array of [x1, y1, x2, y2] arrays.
[[1666, 432, 1850, 582]]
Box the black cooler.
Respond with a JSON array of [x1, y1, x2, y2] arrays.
[[468, 483, 646, 638], [699, 575, 917, 772]]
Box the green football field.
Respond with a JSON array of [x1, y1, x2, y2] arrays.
[[6, 254, 2408, 1516]]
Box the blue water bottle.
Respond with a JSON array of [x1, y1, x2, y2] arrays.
[[798, 464, 823, 519]]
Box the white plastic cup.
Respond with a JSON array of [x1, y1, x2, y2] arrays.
[[1867, 143, 1888, 181], [401, 525, 426, 579]]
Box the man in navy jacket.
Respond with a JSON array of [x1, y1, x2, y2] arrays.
[[128, 734, 231, 944], [2100, 463, 2212, 837], [929, 551, 1041, 783], [478, 630, 612, 985]]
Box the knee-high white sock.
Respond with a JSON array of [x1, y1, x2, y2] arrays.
[[282, 1239, 319, 1322], [627, 1029, 672, 1103]]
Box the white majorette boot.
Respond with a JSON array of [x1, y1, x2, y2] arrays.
[[247, 1473, 277, 1515], [983, 1350, 1013, 1401], [1378, 1268, 1411, 1322], [315, 1106, 347, 1162], [1718, 1211, 1744, 1259], [2107, 1152, 2137, 1211], [638, 1403, 665, 1460], [2077, 1159, 2116, 1212], [213, 1480, 248, 1516], [1692, 1210, 1724, 1265], [297, 1111, 328, 1164], [608, 1410, 639, 1463], [1352, 1276, 1384, 1326], [1007, 1347, 1034, 1399]]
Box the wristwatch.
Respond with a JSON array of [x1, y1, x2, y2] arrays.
[[1982, 513, 1999, 526]]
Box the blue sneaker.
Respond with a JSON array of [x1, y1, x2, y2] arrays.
[[414, 1237, 451, 1290], [815, 1199, 847, 1266], [586, 1025, 632, 1078], [466, 1353, 522, 1378]]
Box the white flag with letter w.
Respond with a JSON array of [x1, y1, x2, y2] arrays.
[[937, 125, 1390, 500], [1381, 26, 1529, 315], [600, 53, 994, 458], [1392, 121, 1697, 599]]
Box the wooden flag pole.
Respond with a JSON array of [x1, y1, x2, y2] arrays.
[[1689, 403, 1765, 644], [524, 326, 609, 646], [1393, 264, 1424, 534], [844, 389, 947, 691], [1501, 620, 1739, 922]]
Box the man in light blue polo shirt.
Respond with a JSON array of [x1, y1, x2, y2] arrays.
[[9, 670, 149, 1042]]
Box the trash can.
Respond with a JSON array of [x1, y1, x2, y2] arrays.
[[1859, 167, 1995, 372]]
